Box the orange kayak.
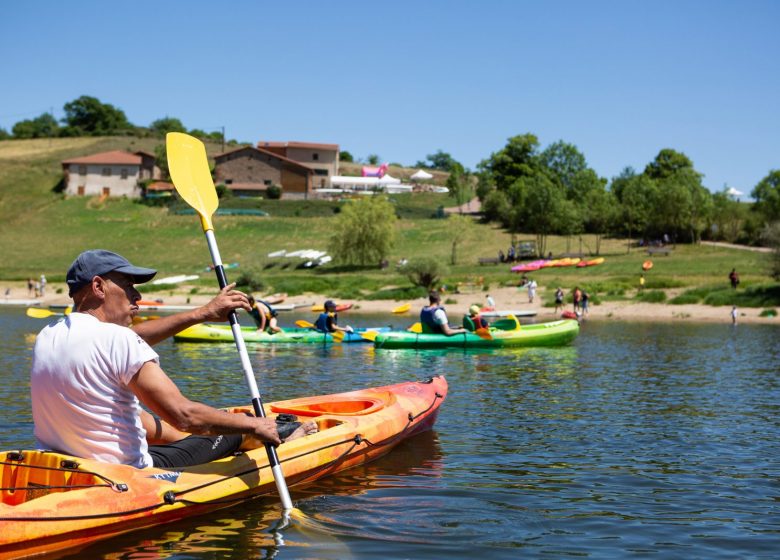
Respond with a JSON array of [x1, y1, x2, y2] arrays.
[[0, 377, 447, 559]]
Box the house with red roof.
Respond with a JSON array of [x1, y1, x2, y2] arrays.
[[61, 150, 160, 198]]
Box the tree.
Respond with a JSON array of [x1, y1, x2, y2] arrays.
[[619, 174, 656, 250], [0, 127, 9, 140], [62, 95, 132, 135], [751, 170, 780, 224], [446, 214, 475, 265], [762, 222, 780, 280], [539, 141, 587, 192], [154, 143, 170, 180], [12, 113, 59, 138], [514, 174, 566, 257], [446, 162, 474, 211], [150, 117, 186, 137], [643, 148, 695, 180], [366, 154, 380, 165], [478, 133, 540, 191], [711, 189, 748, 243], [328, 196, 397, 266], [416, 150, 459, 172], [339, 150, 354, 162], [405, 257, 447, 292], [583, 186, 617, 255]]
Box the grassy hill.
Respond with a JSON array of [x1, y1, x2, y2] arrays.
[[0, 137, 777, 308]]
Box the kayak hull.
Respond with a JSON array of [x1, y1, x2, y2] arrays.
[[0, 377, 447, 559], [373, 320, 579, 349], [173, 324, 388, 343]]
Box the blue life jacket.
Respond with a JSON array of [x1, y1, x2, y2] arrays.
[[420, 305, 445, 334], [314, 312, 337, 332]]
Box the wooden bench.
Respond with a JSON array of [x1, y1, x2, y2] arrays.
[[478, 257, 500, 265], [647, 247, 671, 256]]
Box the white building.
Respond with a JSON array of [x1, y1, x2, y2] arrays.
[[61, 150, 160, 198]]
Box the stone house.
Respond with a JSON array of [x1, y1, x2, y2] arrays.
[[61, 150, 159, 198], [256, 141, 340, 190], [213, 146, 316, 198]]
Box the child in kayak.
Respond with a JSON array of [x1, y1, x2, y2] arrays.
[[314, 300, 353, 334]]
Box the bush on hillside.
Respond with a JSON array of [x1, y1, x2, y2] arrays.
[[405, 257, 447, 292], [266, 184, 282, 199], [635, 290, 667, 303]]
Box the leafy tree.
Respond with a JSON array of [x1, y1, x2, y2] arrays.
[[446, 162, 474, 211], [366, 154, 380, 165], [339, 150, 354, 162], [761, 222, 780, 280], [405, 257, 447, 292], [539, 141, 588, 192], [12, 113, 59, 138], [619, 174, 656, 250], [266, 184, 282, 199], [478, 133, 540, 191], [150, 117, 186, 137], [643, 148, 695, 180], [711, 189, 748, 243], [751, 170, 780, 223], [154, 143, 170, 179], [0, 127, 9, 140], [514, 174, 566, 257], [609, 166, 638, 202], [445, 214, 475, 265], [62, 95, 132, 135], [583, 186, 617, 254], [328, 196, 397, 266], [416, 150, 459, 172]]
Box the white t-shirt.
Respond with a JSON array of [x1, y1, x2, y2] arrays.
[[432, 308, 448, 326], [31, 313, 159, 468]]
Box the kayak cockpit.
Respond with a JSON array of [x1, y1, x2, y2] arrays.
[[269, 392, 394, 417], [1, 451, 110, 506]]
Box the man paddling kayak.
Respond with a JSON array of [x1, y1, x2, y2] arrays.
[[31, 249, 315, 469], [420, 291, 466, 336]]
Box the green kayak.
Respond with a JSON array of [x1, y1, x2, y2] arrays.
[[373, 319, 579, 349], [173, 324, 387, 344]]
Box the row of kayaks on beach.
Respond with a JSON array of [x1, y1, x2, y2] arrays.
[[0, 377, 448, 559], [512, 257, 605, 273], [174, 319, 580, 349]]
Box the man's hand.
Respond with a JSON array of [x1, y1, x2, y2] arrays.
[[247, 417, 281, 447], [198, 283, 251, 322]]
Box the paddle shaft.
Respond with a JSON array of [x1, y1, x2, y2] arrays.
[[203, 230, 293, 510]]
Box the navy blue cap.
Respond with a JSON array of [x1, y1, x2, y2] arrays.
[[66, 249, 157, 297], [324, 300, 336, 311]]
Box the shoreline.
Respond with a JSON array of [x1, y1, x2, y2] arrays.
[[4, 282, 776, 326]]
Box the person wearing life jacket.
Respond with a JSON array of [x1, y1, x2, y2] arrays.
[[314, 300, 353, 334], [248, 295, 281, 333], [420, 291, 466, 336], [464, 304, 489, 332]]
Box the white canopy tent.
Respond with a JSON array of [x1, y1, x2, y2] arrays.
[[726, 187, 744, 197], [410, 169, 434, 180]]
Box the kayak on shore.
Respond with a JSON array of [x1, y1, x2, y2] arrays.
[[0, 377, 447, 559], [173, 323, 389, 343], [372, 319, 580, 349]]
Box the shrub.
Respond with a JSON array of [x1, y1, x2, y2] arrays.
[[759, 308, 777, 317], [635, 290, 667, 303], [266, 184, 282, 199], [405, 257, 448, 292], [234, 270, 265, 293], [670, 293, 701, 305]]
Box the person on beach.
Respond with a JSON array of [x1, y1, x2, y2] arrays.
[[27, 277, 34, 297], [314, 300, 353, 334], [485, 294, 496, 310], [248, 295, 282, 333], [729, 268, 740, 289], [30, 249, 316, 469], [572, 286, 582, 312], [527, 278, 537, 304], [731, 305, 738, 324], [39, 274, 47, 297], [420, 290, 467, 335], [554, 287, 564, 314], [581, 291, 590, 317], [639, 274, 645, 291]]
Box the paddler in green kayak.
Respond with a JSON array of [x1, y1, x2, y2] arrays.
[[420, 291, 467, 336], [30, 249, 315, 470], [248, 295, 282, 334]]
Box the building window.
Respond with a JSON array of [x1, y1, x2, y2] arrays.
[[77, 186, 85, 195], [264, 179, 272, 185], [225, 179, 233, 184], [101, 167, 111, 177], [120, 168, 128, 179], [312, 153, 319, 161], [78, 165, 87, 175], [314, 169, 328, 176], [102, 187, 110, 196]]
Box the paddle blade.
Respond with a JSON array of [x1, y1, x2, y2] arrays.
[[330, 330, 345, 342], [408, 322, 422, 333], [295, 320, 315, 329], [166, 132, 218, 232], [475, 327, 493, 340], [26, 307, 57, 319], [506, 314, 521, 330], [360, 330, 379, 341]]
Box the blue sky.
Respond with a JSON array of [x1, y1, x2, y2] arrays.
[[2, 0, 777, 193]]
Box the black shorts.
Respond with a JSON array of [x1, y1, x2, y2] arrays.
[[148, 434, 243, 469]]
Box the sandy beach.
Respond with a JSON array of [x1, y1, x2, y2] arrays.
[[5, 281, 776, 326]]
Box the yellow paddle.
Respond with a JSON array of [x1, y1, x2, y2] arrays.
[[408, 322, 423, 333], [26, 308, 62, 319], [294, 319, 345, 341], [167, 132, 294, 513], [408, 320, 491, 339]]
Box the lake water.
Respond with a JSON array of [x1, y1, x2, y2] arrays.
[[2, 308, 779, 559]]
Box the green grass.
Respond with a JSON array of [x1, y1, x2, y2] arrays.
[[1, 137, 779, 308]]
